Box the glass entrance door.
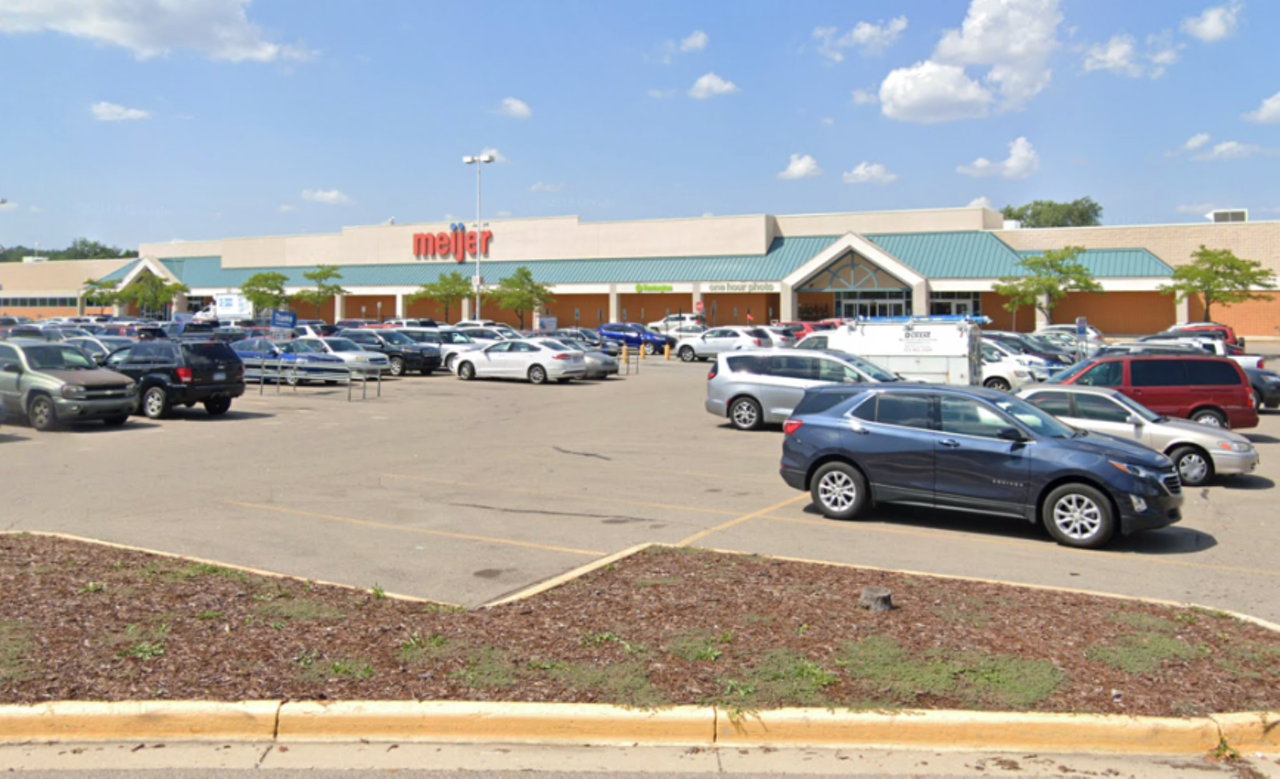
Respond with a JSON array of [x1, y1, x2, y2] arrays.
[[843, 300, 906, 318], [930, 301, 970, 316]]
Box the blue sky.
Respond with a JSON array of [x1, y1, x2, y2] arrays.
[[1, 0, 1277, 249]]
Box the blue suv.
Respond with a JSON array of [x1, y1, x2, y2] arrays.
[[780, 385, 1183, 548], [597, 323, 675, 355]]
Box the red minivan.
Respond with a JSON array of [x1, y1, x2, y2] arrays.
[[1046, 355, 1258, 429]]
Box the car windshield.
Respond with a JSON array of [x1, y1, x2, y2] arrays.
[[24, 344, 96, 369], [377, 331, 412, 345], [1107, 392, 1163, 423], [1044, 360, 1096, 384], [324, 338, 362, 352], [991, 337, 1029, 354], [556, 340, 586, 352], [399, 331, 440, 343], [293, 340, 325, 353], [989, 395, 1077, 439]]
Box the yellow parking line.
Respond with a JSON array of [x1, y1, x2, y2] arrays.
[[227, 501, 602, 557], [677, 495, 808, 547], [381, 473, 740, 516], [759, 514, 1280, 578]]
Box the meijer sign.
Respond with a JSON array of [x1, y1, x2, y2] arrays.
[[413, 223, 494, 262]]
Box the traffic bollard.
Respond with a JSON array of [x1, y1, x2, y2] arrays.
[[664, 344, 671, 360]]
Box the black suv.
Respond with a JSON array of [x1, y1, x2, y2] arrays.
[[105, 341, 245, 419], [336, 329, 440, 376]]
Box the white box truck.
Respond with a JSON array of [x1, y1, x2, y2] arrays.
[[194, 292, 254, 323], [822, 316, 983, 385]]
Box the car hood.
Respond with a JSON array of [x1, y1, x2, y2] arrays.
[[42, 368, 133, 386], [1153, 416, 1252, 444], [1054, 429, 1172, 466]]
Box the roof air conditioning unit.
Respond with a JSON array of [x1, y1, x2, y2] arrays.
[[22, 256, 49, 263], [1206, 209, 1248, 223], [1002, 220, 1022, 230]]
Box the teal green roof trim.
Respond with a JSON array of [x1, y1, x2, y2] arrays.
[[863, 231, 1028, 279], [113, 236, 842, 289], [99, 258, 144, 283], [1016, 248, 1173, 278]]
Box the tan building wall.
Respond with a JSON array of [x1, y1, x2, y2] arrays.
[[403, 296, 450, 323], [703, 293, 780, 326], [341, 295, 397, 322], [1188, 296, 1280, 336], [0, 305, 114, 321], [543, 294, 609, 328], [773, 206, 992, 238], [1053, 291, 1175, 336], [616, 292, 693, 324]]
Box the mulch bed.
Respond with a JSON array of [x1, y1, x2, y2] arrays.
[[2, 534, 1278, 717]]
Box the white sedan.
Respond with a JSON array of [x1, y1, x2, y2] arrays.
[[453, 340, 586, 384], [298, 337, 391, 374], [675, 326, 769, 362]]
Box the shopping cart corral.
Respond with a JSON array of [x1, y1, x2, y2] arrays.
[[243, 358, 382, 401]]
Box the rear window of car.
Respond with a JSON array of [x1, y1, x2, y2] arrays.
[[1187, 359, 1242, 386], [851, 393, 933, 429], [1131, 360, 1188, 387], [183, 343, 240, 368], [726, 354, 769, 375], [746, 328, 770, 339], [794, 390, 859, 416]]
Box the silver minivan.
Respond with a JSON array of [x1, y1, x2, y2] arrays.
[[705, 348, 901, 430]]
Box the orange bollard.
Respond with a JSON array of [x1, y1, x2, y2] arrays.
[[664, 344, 671, 361]]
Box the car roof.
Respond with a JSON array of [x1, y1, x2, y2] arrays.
[[805, 382, 1012, 401], [1020, 385, 1120, 398]]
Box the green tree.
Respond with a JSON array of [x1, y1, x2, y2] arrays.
[[993, 246, 1102, 326], [1160, 246, 1277, 322], [114, 273, 190, 316], [291, 265, 348, 313], [408, 271, 472, 323], [82, 278, 120, 307], [1, 238, 137, 263], [490, 266, 553, 329], [240, 271, 291, 313], [1000, 197, 1103, 228]]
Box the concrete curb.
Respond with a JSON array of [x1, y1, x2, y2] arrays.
[[0, 701, 280, 742], [1211, 711, 1280, 753]]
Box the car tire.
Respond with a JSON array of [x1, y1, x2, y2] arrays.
[[983, 377, 1012, 391], [458, 362, 476, 380], [557, 377, 572, 383], [1042, 483, 1115, 549], [389, 356, 405, 377], [729, 396, 763, 431], [643, 341, 656, 356], [809, 461, 868, 521], [1250, 389, 1261, 412], [1191, 408, 1227, 428], [528, 365, 548, 385], [446, 354, 458, 372], [142, 387, 170, 420], [27, 394, 57, 432], [421, 367, 434, 376], [204, 397, 232, 416], [102, 415, 129, 427], [679, 346, 696, 362], [1169, 445, 1213, 487]]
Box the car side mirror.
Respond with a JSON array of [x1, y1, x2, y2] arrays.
[[1125, 414, 1144, 426], [997, 427, 1027, 443], [92, 353, 106, 365], [2, 363, 20, 374]]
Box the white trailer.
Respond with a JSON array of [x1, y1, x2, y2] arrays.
[[821, 316, 983, 385]]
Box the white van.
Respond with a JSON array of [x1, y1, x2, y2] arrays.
[[797, 317, 982, 385]]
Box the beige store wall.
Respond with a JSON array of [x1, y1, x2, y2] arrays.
[[774, 207, 995, 237], [0, 258, 133, 293]]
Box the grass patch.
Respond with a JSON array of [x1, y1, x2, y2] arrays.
[[716, 649, 839, 711], [397, 631, 455, 665], [77, 581, 105, 594], [452, 648, 519, 690], [0, 621, 32, 682], [1108, 611, 1180, 634], [667, 630, 732, 663], [540, 661, 667, 708], [579, 631, 647, 655], [840, 636, 954, 704], [420, 603, 466, 614], [195, 611, 225, 621], [257, 598, 345, 622], [166, 563, 247, 582], [299, 655, 376, 683], [113, 623, 170, 661], [1087, 633, 1204, 675]]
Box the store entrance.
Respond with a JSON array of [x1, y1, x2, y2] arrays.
[[930, 300, 970, 316], [842, 299, 906, 318]]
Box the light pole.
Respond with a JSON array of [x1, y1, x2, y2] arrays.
[[463, 153, 494, 318]]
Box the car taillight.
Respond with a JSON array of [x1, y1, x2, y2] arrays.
[[783, 419, 804, 436], [707, 363, 718, 380], [753, 339, 762, 346], [553, 354, 571, 360], [176, 367, 193, 383], [1259, 359, 1265, 370]]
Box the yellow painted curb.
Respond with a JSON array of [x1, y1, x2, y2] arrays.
[[714, 708, 1221, 755], [0, 701, 281, 743], [276, 701, 714, 745], [1212, 711, 1280, 753]]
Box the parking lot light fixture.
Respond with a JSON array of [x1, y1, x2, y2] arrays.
[[463, 154, 495, 318]]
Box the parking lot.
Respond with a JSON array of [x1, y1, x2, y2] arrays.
[[5, 356, 1280, 624]]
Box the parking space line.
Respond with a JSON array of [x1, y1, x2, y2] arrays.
[[227, 501, 603, 557], [381, 474, 740, 516], [759, 514, 1280, 578], [676, 495, 808, 547]]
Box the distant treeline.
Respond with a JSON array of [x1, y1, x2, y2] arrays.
[[0, 238, 138, 263]]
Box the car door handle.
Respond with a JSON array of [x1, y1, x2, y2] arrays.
[[939, 439, 961, 448]]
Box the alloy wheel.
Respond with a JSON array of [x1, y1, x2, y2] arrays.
[[817, 470, 858, 513], [731, 399, 758, 429], [1052, 493, 1103, 541]]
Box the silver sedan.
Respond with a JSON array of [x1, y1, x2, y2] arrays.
[[1017, 385, 1259, 487], [534, 338, 618, 379], [454, 339, 587, 384]]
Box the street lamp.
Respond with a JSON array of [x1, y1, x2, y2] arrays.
[[463, 153, 495, 318]]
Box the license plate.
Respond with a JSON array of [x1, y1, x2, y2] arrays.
[[214, 372, 226, 381]]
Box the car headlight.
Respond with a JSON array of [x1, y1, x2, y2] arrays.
[[125, 382, 137, 396], [1013, 370, 1030, 379], [1218, 441, 1253, 453], [61, 385, 87, 399], [1109, 460, 1158, 480], [1263, 375, 1280, 383]]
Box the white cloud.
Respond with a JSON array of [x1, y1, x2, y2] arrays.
[[679, 30, 708, 52], [821, 117, 835, 126], [813, 16, 908, 61], [647, 88, 677, 99], [494, 97, 532, 119], [777, 154, 823, 180], [957, 136, 1040, 179], [688, 72, 739, 99], [277, 204, 295, 213], [1084, 32, 1183, 79], [968, 196, 994, 209], [0, 0, 316, 62], [301, 188, 354, 205], [529, 181, 564, 193], [1243, 90, 1280, 124], [90, 101, 150, 121], [0, 199, 18, 212], [480, 147, 507, 163], [842, 162, 898, 185], [1182, 133, 1212, 152], [851, 88, 879, 106], [879, 61, 993, 123], [1192, 140, 1266, 161], [1181, 1, 1243, 43], [932, 0, 1062, 110]]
